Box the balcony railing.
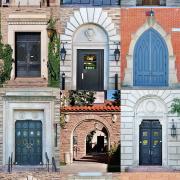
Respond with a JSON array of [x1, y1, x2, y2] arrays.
[[61, 0, 120, 6]]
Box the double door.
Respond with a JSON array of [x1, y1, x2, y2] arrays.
[[139, 120, 162, 165], [15, 120, 42, 165], [15, 32, 41, 77]]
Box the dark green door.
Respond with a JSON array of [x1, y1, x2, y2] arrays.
[[139, 120, 162, 165], [15, 120, 42, 165]]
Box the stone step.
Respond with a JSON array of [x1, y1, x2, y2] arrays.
[[127, 166, 175, 172], [68, 172, 112, 180], [5, 78, 48, 88]]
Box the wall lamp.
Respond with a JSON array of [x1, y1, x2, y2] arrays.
[[60, 42, 67, 62], [171, 119, 177, 137], [114, 42, 120, 62]]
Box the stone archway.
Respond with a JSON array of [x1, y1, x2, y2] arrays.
[[60, 8, 120, 90], [134, 95, 168, 167], [123, 16, 177, 87]]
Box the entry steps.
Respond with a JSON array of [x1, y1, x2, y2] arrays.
[[126, 166, 175, 172], [68, 172, 112, 180]]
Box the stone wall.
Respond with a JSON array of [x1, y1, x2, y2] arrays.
[[0, 89, 5, 165], [121, 90, 180, 171], [59, 7, 121, 90]]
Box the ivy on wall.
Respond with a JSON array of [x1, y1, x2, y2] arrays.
[[170, 98, 180, 116], [47, 17, 60, 87], [0, 13, 13, 86]]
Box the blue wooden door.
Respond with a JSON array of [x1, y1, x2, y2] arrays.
[[134, 28, 168, 86]]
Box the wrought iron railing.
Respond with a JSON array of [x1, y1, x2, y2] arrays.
[[61, 0, 120, 6], [45, 152, 50, 172], [7, 152, 13, 173], [52, 157, 57, 172]]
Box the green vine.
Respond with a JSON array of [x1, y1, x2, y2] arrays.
[[48, 17, 60, 87], [170, 98, 180, 116], [60, 114, 66, 128], [0, 12, 13, 86]]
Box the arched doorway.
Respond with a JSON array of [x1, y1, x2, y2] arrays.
[[133, 28, 168, 87], [86, 128, 108, 155], [72, 120, 109, 163], [73, 24, 108, 91]]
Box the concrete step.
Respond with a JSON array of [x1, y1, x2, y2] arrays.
[[127, 166, 175, 172], [5, 78, 48, 88]]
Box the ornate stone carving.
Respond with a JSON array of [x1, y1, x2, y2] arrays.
[[145, 100, 156, 113], [84, 28, 95, 41]]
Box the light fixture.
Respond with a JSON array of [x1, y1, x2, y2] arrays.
[[146, 9, 155, 17], [60, 42, 67, 61], [171, 119, 176, 137], [114, 42, 120, 61]]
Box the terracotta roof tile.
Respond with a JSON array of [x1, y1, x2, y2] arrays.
[[61, 104, 120, 112]]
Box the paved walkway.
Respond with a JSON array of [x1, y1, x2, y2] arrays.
[[120, 173, 180, 180], [60, 161, 108, 174]]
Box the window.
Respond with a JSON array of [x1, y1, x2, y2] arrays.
[[142, 0, 160, 6], [61, 0, 120, 6]]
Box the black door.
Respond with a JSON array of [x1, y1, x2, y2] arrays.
[[15, 120, 42, 165], [97, 136, 104, 152], [77, 50, 104, 90], [15, 32, 41, 77], [139, 120, 162, 165]]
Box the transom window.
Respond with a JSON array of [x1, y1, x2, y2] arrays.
[[61, 0, 120, 5], [141, 0, 160, 5]]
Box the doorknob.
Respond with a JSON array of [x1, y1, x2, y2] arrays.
[[82, 73, 84, 80]]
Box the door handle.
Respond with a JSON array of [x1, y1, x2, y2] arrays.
[[149, 150, 151, 155], [82, 73, 84, 80]]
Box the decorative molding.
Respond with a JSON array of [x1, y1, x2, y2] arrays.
[[84, 28, 95, 41]]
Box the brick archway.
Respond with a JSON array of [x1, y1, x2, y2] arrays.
[[72, 120, 109, 160], [60, 113, 120, 164]]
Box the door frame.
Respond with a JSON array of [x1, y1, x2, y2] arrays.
[[8, 20, 48, 80], [3, 102, 53, 165], [76, 49, 104, 90], [139, 120, 162, 165]]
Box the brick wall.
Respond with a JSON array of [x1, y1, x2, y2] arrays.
[[121, 8, 180, 82], [0, 6, 60, 44]]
